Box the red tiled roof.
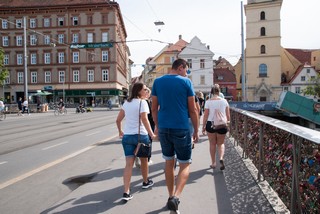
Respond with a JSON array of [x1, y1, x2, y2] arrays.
[[285, 48, 312, 64], [165, 39, 188, 52], [0, 0, 115, 7], [214, 67, 236, 83]]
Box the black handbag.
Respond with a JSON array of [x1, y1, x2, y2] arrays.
[[134, 100, 151, 158]]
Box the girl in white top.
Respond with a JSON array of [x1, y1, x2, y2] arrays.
[[116, 82, 156, 201], [202, 84, 230, 170]]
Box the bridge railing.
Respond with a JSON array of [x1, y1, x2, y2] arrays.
[[229, 108, 320, 214]]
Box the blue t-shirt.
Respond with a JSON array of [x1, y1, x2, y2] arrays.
[[152, 74, 195, 129]]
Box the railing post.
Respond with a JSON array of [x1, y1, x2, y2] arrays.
[[258, 122, 265, 181], [243, 116, 248, 158], [290, 135, 302, 214], [235, 111, 239, 147]]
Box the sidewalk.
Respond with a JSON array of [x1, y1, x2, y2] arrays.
[[42, 136, 276, 214]]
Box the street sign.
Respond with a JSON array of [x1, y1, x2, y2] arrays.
[[70, 42, 113, 49]]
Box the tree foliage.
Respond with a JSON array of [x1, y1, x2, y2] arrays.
[[0, 47, 9, 86], [303, 73, 320, 99]]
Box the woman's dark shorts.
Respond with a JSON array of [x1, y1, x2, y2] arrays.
[[205, 121, 228, 134]]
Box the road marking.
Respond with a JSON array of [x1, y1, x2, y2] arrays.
[[0, 161, 8, 165], [0, 135, 117, 190], [42, 141, 69, 150], [86, 131, 101, 136]]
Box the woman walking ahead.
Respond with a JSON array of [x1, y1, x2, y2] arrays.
[[202, 84, 230, 170], [116, 82, 156, 201]]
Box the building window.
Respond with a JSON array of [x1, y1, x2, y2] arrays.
[[102, 69, 109, 81], [260, 11, 265, 20], [102, 14, 108, 24], [200, 75, 205, 85], [301, 76, 305, 81], [102, 51, 108, 62], [259, 64, 267, 77], [87, 33, 93, 43], [59, 70, 65, 83], [18, 72, 23, 83], [31, 72, 37, 83], [72, 17, 79, 26], [200, 59, 205, 69], [58, 34, 64, 44], [2, 19, 8, 29], [218, 75, 224, 80], [73, 52, 79, 63], [44, 18, 50, 27], [260, 45, 266, 54], [311, 76, 316, 81], [295, 87, 301, 94], [4, 54, 9, 65], [260, 97, 267, 101], [306, 68, 310, 73], [4, 76, 10, 84], [283, 87, 288, 91], [187, 59, 192, 69], [88, 52, 95, 62], [73, 70, 79, 82], [260, 27, 266, 36], [16, 35, 23, 46], [30, 35, 37, 45], [44, 35, 50, 45], [58, 17, 64, 26], [16, 19, 22, 28], [102, 32, 108, 42], [17, 54, 23, 65], [30, 18, 36, 28], [2, 36, 9, 46], [45, 71, 51, 83], [58, 52, 65, 63], [44, 53, 51, 64], [170, 56, 175, 63], [87, 16, 93, 25], [30, 53, 37, 64], [88, 70, 94, 82], [72, 33, 79, 43]]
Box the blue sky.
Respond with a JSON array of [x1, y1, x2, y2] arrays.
[[116, 0, 320, 77]]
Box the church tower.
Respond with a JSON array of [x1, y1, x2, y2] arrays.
[[245, 0, 283, 101]]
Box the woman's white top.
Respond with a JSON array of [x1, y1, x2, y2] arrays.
[[204, 98, 229, 121], [122, 98, 149, 135]]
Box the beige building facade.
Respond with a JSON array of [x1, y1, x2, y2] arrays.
[[0, 0, 129, 106]]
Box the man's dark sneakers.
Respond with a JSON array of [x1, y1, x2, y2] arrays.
[[167, 196, 180, 211], [142, 179, 154, 189], [121, 192, 133, 201]]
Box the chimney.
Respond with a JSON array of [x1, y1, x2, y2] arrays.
[[179, 35, 182, 40], [207, 45, 210, 50]]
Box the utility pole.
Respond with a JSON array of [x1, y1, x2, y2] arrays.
[[23, 16, 28, 101], [241, 1, 247, 101]]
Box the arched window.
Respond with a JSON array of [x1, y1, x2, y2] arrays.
[[260, 45, 266, 54], [260, 27, 266, 36], [259, 64, 267, 77], [260, 11, 265, 20]]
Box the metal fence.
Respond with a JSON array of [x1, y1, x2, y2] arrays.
[[230, 108, 320, 214]]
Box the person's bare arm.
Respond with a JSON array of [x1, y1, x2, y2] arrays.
[[202, 108, 209, 134], [141, 112, 156, 139], [116, 109, 125, 138], [188, 96, 199, 143], [151, 96, 159, 135]]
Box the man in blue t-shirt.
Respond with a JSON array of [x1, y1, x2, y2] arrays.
[[152, 58, 199, 212]]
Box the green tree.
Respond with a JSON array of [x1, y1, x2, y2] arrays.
[[303, 73, 320, 99], [0, 47, 9, 86]]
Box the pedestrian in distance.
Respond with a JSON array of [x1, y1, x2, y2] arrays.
[[22, 97, 29, 115], [17, 97, 23, 116], [116, 82, 157, 201], [151, 58, 199, 213], [202, 84, 230, 170]]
